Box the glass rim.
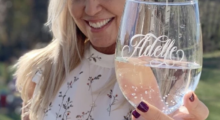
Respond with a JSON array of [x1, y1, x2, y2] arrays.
[[128, 0, 198, 6]]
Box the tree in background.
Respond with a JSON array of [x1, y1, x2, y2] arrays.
[[199, 0, 220, 52], [0, 0, 51, 63], [0, 0, 10, 60]]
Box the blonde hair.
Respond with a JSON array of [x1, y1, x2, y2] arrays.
[[15, 0, 86, 119]]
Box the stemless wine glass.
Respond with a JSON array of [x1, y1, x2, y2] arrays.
[[115, 0, 202, 114]]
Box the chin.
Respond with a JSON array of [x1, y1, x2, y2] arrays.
[[92, 42, 115, 48], [90, 39, 116, 48], [89, 39, 116, 54]]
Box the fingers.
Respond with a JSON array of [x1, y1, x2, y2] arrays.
[[132, 101, 174, 120], [131, 115, 146, 120], [183, 91, 209, 120]]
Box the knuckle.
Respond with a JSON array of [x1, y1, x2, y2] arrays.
[[153, 111, 163, 120], [194, 102, 209, 120], [193, 101, 200, 110]]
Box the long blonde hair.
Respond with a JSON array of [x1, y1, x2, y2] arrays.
[[15, 0, 86, 119]]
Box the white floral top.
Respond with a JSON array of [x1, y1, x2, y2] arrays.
[[32, 45, 133, 120]]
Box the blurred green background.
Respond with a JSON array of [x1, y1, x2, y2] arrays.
[[0, 0, 219, 120]]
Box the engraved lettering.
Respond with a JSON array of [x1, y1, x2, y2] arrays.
[[121, 33, 185, 67]]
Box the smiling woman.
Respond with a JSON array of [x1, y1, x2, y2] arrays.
[[15, 0, 132, 120], [68, 0, 125, 52], [14, 0, 209, 120]]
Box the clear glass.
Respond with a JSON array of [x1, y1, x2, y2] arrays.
[[115, 0, 202, 114]]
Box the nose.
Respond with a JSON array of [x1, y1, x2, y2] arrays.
[[85, 0, 102, 16]]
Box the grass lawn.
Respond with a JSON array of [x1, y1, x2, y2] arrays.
[[195, 51, 220, 120], [0, 114, 13, 120]]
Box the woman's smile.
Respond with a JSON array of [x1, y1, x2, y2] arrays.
[[85, 17, 114, 32], [68, 0, 125, 50]]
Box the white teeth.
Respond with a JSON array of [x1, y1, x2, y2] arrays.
[[89, 18, 111, 28]]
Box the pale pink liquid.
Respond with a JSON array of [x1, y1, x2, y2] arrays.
[[115, 57, 165, 109], [115, 57, 201, 114]]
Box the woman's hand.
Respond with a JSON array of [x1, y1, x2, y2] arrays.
[[131, 91, 209, 120]]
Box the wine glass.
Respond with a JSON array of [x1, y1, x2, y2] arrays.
[[115, 0, 202, 114]]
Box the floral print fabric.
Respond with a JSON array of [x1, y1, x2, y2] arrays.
[[32, 45, 133, 120]]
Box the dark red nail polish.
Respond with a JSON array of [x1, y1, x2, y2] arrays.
[[132, 110, 140, 118], [189, 93, 195, 102], [137, 101, 149, 112]]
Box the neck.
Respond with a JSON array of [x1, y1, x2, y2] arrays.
[[92, 43, 116, 54]]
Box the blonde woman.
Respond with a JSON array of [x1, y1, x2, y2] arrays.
[[15, 0, 209, 120]]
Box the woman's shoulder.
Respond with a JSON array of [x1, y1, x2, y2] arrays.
[[15, 46, 53, 85], [32, 68, 44, 84]]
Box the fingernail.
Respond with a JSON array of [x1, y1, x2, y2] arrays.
[[132, 110, 140, 118], [137, 101, 149, 112], [189, 93, 195, 102]]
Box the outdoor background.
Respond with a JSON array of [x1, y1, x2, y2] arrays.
[[0, 0, 219, 120]]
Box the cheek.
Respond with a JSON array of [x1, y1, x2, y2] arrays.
[[110, 2, 125, 27], [68, 5, 87, 35], [69, 6, 81, 23]]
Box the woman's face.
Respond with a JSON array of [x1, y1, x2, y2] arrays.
[[68, 0, 125, 49]]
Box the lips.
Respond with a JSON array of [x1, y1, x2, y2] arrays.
[[85, 18, 114, 30]]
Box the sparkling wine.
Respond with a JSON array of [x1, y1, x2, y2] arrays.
[[115, 57, 201, 114]]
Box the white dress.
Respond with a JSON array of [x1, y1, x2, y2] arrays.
[[32, 45, 133, 120]]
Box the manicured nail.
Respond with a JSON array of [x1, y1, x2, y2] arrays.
[[189, 93, 195, 102], [137, 101, 149, 112], [132, 110, 140, 118]]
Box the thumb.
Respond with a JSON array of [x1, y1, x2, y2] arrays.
[[183, 91, 209, 120]]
